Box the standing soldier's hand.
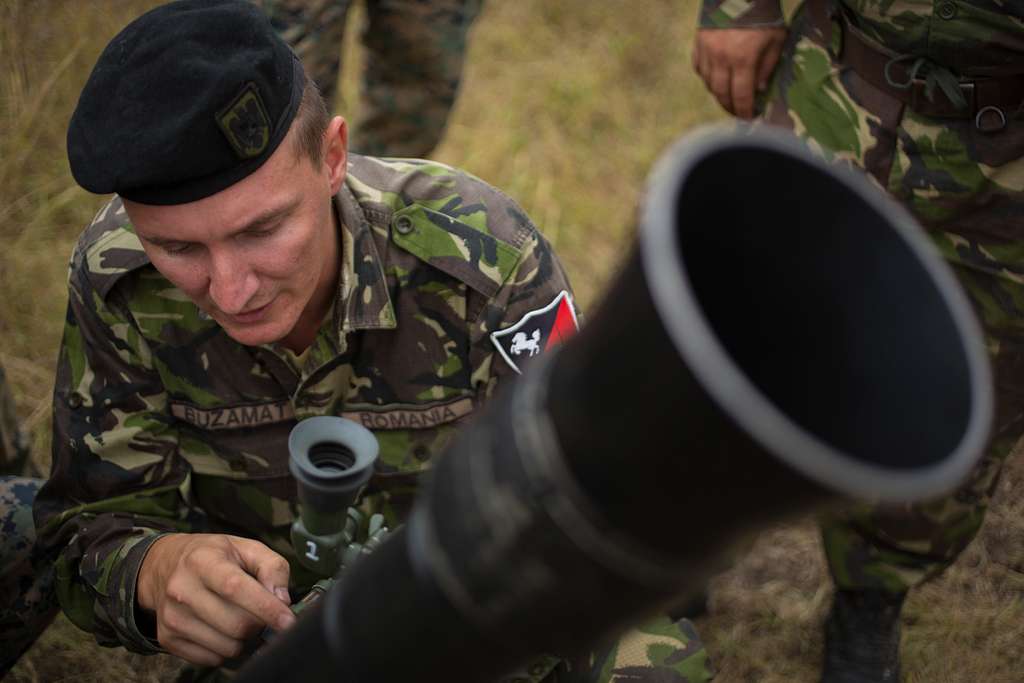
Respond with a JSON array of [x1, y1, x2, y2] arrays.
[[137, 533, 296, 665], [692, 27, 787, 119]]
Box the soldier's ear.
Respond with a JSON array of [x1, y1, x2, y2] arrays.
[[324, 116, 348, 194]]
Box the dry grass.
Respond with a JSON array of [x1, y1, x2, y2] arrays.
[[3, 0, 1022, 681], [699, 449, 1024, 683]]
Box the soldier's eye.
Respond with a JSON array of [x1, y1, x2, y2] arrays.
[[163, 242, 195, 255], [243, 225, 279, 241]]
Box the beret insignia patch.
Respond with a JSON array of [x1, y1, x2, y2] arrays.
[[216, 82, 271, 159]]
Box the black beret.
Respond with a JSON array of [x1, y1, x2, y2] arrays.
[[67, 0, 305, 205]]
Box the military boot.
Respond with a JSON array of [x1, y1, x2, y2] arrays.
[[821, 588, 906, 683]]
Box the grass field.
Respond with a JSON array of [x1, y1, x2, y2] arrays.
[[3, 1, 1024, 681]]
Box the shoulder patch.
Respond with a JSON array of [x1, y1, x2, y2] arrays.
[[491, 291, 579, 375], [391, 203, 522, 297]]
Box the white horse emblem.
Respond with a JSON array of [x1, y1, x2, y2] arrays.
[[510, 329, 541, 357], [489, 290, 578, 375]]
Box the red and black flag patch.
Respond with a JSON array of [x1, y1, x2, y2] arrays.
[[490, 290, 579, 374]]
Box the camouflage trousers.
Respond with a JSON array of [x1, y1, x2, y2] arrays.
[[180, 614, 712, 682], [504, 616, 713, 683], [758, 1, 1024, 594], [0, 362, 31, 476], [256, 0, 484, 158], [0, 476, 59, 676]]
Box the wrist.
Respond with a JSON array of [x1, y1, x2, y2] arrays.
[[136, 532, 179, 611]]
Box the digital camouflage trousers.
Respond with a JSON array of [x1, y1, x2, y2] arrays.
[[1, 476, 59, 676], [759, 1, 1024, 594], [256, 0, 483, 158]]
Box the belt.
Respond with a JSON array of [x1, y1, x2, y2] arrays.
[[806, 0, 1024, 131]]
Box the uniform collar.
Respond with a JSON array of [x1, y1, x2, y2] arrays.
[[331, 181, 396, 336]]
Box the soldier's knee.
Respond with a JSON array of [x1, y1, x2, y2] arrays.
[[0, 477, 45, 571]]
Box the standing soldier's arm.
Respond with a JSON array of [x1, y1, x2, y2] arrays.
[[33, 246, 193, 654], [693, 0, 788, 119]]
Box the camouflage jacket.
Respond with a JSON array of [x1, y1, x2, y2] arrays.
[[700, 0, 1024, 73], [34, 155, 575, 653]]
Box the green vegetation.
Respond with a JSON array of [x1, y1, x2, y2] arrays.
[[3, 1, 1022, 680]]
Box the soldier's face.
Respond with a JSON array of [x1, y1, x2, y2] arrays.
[[125, 117, 349, 349]]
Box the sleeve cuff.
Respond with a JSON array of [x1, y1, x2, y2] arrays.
[[107, 531, 171, 654], [700, 0, 785, 28]]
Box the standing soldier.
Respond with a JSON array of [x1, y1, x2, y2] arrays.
[[694, 0, 1024, 681], [256, 0, 484, 158], [1, 362, 59, 675]]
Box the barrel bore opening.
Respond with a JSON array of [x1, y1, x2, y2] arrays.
[[674, 147, 974, 468]]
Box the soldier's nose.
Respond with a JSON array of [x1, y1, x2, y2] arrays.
[[208, 253, 259, 315]]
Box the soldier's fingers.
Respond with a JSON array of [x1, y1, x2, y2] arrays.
[[731, 64, 757, 119], [694, 43, 710, 87], [229, 536, 292, 601], [708, 64, 734, 115], [163, 634, 229, 668], [183, 578, 266, 644], [161, 597, 248, 661], [202, 560, 295, 632], [756, 39, 785, 91]]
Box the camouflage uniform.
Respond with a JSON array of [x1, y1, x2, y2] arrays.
[[256, 0, 483, 157], [1, 361, 59, 675], [700, 0, 1024, 596], [35, 155, 711, 682]]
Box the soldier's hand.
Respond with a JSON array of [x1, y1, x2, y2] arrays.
[[137, 533, 296, 666], [692, 27, 787, 119]]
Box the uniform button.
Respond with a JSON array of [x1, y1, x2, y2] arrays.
[[394, 215, 414, 235], [67, 392, 84, 409], [937, 1, 957, 20]]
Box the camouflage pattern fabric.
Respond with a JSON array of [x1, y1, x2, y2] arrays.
[[737, 1, 1024, 594], [544, 616, 713, 683], [35, 153, 711, 680], [1, 476, 59, 676], [701, 0, 1024, 74], [0, 362, 31, 477], [257, 0, 483, 157]]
